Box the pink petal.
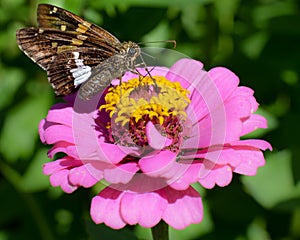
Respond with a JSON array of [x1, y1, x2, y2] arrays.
[[43, 125, 74, 144], [234, 86, 258, 112], [91, 187, 126, 229], [178, 61, 223, 121], [43, 157, 81, 175], [48, 143, 78, 158], [191, 113, 213, 148], [205, 148, 242, 167], [49, 169, 77, 193], [110, 174, 168, 193], [74, 132, 130, 164], [166, 58, 204, 90], [159, 160, 195, 186], [139, 150, 178, 177], [120, 191, 167, 228], [208, 67, 239, 102], [233, 149, 266, 175], [103, 163, 139, 184], [68, 165, 99, 188], [234, 86, 254, 97], [162, 186, 203, 229], [168, 162, 202, 190], [60, 181, 78, 193], [49, 169, 68, 186], [224, 112, 243, 142], [231, 139, 272, 151], [189, 104, 228, 147], [46, 106, 73, 126], [241, 114, 268, 135], [97, 143, 133, 164], [199, 164, 233, 189], [39, 119, 47, 143], [146, 121, 172, 150], [225, 96, 251, 119]]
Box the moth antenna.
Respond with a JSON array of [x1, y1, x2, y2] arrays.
[[138, 40, 176, 49]]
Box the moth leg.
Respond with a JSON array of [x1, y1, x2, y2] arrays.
[[117, 76, 123, 103], [136, 53, 157, 83], [146, 67, 159, 92], [138, 66, 158, 91], [130, 60, 156, 80]]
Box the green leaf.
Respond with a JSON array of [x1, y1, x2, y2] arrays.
[[0, 93, 52, 162], [0, 67, 25, 109], [242, 150, 300, 209], [246, 218, 270, 240], [241, 32, 268, 59], [20, 148, 50, 192], [90, 0, 212, 8]]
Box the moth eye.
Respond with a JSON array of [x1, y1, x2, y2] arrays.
[[128, 47, 136, 56]]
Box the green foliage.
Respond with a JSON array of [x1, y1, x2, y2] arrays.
[[0, 0, 299, 239], [242, 151, 300, 209]]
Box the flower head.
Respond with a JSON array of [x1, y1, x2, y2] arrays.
[[40, 58, 271, 229]]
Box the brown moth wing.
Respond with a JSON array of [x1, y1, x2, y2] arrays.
[[37, 4, 122, 52], [16, 4, 127, 96]]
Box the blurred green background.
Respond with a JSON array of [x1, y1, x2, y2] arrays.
[[0, 0, 299, 239]]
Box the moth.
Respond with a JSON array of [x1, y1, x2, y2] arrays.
[[16, 4, 143, 100]]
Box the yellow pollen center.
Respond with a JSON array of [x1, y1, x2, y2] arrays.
[[100, 76, 190, 126]]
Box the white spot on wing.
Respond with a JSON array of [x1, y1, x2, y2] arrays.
[[50, 7, 58, 14], [70, 52, 91, 86], [73, 52, 79, 59]]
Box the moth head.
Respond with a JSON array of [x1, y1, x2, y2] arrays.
[[122, 41, 141, 60]]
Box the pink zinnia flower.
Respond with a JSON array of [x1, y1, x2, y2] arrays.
[[39, 58, 271, 230]]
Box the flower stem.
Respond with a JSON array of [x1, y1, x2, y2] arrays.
[[151, 220, 169, 240]]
